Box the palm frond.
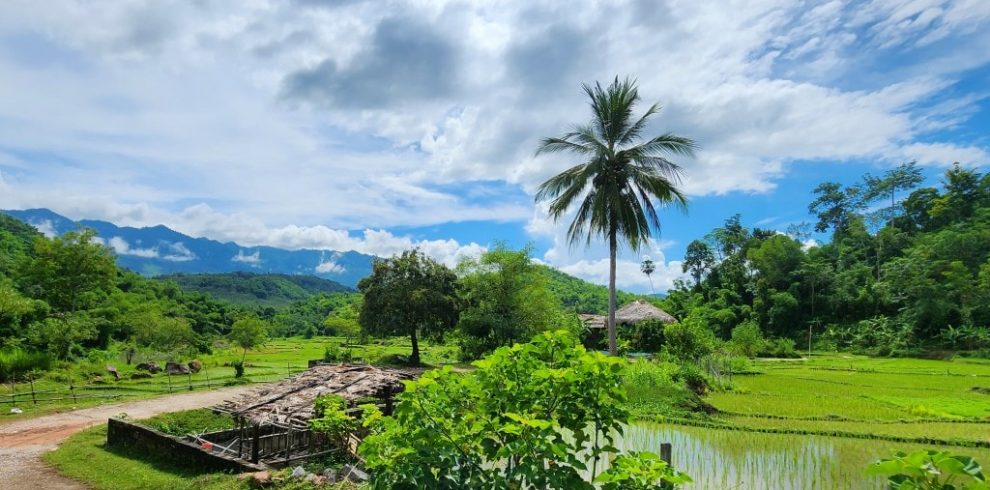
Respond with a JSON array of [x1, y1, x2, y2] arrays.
[[618, 102, 660, 146]]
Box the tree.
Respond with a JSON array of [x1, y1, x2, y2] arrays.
[[640, 256, 656, 294], [861, 162, 924, 223], [682, 240, 715, 286], [229, 316, 268, 363], [29, 314, 98, 360], [456, 245, 568, 359], [17, 229, 117, 313], [358, 249, 459, 365], [809, 182, 863, 237], [535, 77, 695, 356]]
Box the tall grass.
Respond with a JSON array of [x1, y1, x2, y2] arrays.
[[0, 349, 53, 382]]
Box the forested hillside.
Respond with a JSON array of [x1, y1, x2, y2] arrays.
[[538, 265, 638, 314], [665, 163, 990, 355], [158, 272, 353, 307]]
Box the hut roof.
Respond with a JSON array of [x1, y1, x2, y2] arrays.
[[616, 299, 676, 324], [215, 364, 416, 427], [580, 300, 676, 329]]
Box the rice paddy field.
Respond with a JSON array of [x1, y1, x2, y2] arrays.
[[623, 353, 990, 488]]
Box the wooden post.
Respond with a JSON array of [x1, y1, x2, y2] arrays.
[[29, 376, 36, 405], [660, 443, 672, 465], [238, 417, 245, 460], [205, 365, 211, 390], [70, 382, 77, 403], [251, 425, 260, 463], [285, 425, 293, 464], [167, 372, 172, 393]]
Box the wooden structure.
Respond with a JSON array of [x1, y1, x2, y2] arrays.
[[210, 364, 415, 467]]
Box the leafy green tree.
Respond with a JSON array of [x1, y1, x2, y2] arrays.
[[682, 240, 715, 286], [359, 330, 690, 489], [730, 320, 764, 358], [535, 77, 695, 356], [358, 249, 459, 365], [809, 182, 864, 237], [229, 316, 268, 363], [662, 312, 716, 361], [862, 162, 924, 222], [128, 310, 196, 355], [457, 245, 569, 359], [17, 229, 117, 313], [29, 314, 98, 360]]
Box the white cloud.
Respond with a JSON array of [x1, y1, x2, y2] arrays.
[[30, 219, 57, 238], [107, 236, 159, 258], [161, 242, 196, 262], [232, 249, 261, 265], [315, 256, 345, 274], [557, 253, 686, 294]]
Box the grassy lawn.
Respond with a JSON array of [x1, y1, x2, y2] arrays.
[[2, 336, 458, 421], [45, 410, 359, 490], [701, 353, 990, 445]]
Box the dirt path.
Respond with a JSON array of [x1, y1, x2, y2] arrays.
[[0, 385, 257, 490]]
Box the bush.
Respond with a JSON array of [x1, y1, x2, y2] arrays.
[[0, 349, 53, 382], [866, 450, 986, 489], [663, 315, 716, 362], [730, 321, 765, 358], [232, 360, 244, 378], [674, 363, 710, 395], [623, 319, 666, 353], [323, 343, 341, 363], [759, 338, 799, 358]]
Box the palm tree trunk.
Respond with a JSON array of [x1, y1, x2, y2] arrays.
[[608, 230, 618, 356]]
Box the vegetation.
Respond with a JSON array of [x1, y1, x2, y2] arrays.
[[159, 272, 352, 308], [536, 76, 695, 355], [358, 249, 459, 365], [358, 330, 690, 489], [663, 163, 990, 355], [867, 450, 987, 489]]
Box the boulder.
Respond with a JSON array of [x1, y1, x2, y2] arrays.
[[106, 365, 120, 381], [290, 466, 306, 479], [136, 362, 161, 373], [165, 361, 191, 375], [341, 464, 368, 482], [188, 360, 202, 373]]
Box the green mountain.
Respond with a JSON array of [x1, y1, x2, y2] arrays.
[[158, 272, 354, 308], [538, 265, 638, 315]]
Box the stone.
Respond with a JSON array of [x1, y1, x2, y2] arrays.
[[188, 360, 202, 373], [10, 407, 22, 414], [106, 365, 120, 381], [165, 361, 191, 375], [290, 466, 306, 478], [136, 362, 161, 373], [341, 464, 368, 482], [304, 473, 325, 485], [321, 468, 337, 482]]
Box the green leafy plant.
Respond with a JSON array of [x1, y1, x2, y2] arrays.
[[866, 450, 988, 489], [309, 394, 357, 443], [595, 451, 692, 490], [358, 330, 690, 489]]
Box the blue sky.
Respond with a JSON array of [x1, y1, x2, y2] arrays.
[[0, 0, 988, 292]]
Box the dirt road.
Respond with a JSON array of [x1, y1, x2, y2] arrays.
[[0, 386, 257, 490]]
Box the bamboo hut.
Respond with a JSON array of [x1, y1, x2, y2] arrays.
[[580, 300, 676, 329]]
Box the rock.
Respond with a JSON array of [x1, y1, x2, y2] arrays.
[[106, 365, 120, 381], [321, 468, 337, 482], [290, 466, 306, 479], [165, 361, 190, 375], [304, 473, 325, 485], [188, 360, 202, 373], [10, 407, 22, 414], [136, 362, 161, 373], [341, 464, 368, 482], [130, 372, 152, 379]]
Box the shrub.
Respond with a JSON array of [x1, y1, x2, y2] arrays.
[[232, 360, 244, 378], [323, 343, 341, 363], [624, 319, 666, 353], [730, 321, 765, 358], [359, 330, 690, 489], [759, 338, 799, 358], [866, 450, 986, 489], [0, 349, 53, 382], [675, 363, 710, 395], [663, 315, 716, 362]]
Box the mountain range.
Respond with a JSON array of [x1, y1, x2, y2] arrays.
[[1, 208, 374, 288]]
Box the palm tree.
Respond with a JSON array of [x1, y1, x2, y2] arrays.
[[535, 77, 695, 356], [640, 256, 656, 294]]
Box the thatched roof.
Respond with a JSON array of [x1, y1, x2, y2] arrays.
[[580, 300, 676, 329], [215, 364, 416, 427]]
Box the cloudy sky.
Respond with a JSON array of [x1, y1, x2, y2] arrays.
[[1, 0, 988, 293]]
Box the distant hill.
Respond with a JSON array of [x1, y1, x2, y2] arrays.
[[158, 272, 354, 307], [1, 208, 374, 287], [538, 265, 639, 315]]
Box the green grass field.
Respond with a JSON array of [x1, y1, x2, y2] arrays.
[[1, 336, 457, 421]]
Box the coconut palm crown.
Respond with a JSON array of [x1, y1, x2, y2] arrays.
[[535, 76, 696, 355]]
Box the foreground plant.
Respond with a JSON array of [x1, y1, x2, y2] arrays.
[[358, 330, 690, 489], [867, 450, 988, 489]]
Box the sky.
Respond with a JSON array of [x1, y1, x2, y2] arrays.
[[0, 0, 988, 293]]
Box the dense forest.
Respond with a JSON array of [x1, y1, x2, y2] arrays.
[[157, 272, 352, 308], [664, 163, 990, 355]]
